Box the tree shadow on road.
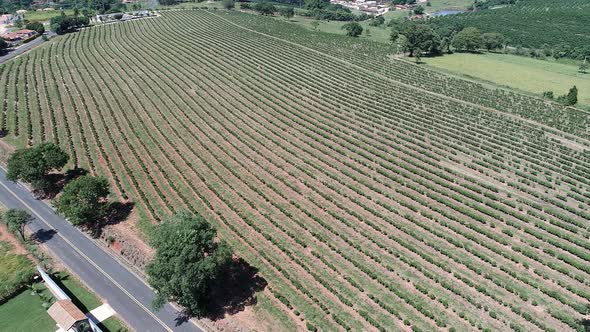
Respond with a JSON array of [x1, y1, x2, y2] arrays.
[[30, 229, 57, 244]]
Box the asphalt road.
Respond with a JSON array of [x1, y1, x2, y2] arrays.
[[0, 167, 204, 332], [0, 35, 45, 65]]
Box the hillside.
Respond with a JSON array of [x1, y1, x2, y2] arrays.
[[1, 9, 589, 331], [428, 0, 590, 59]]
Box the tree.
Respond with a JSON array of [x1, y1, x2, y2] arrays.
[[413, 5, 424, 15], [278, 7, 294, 19], [0, 39, 7, 54], [452, 27, 483, 52], [254, 2, 277, 15], [399, 23, 440, 56], [222, 0, 235, 10], [7, 143, 69, 191], [146, 212, 232, 316], [56, 175, 110, 226], [1, 209, 32, 241], [369, 15, 384, 27], [556, 86, 578, 106], [482, 32, 504, 51], [26, 22, 45, 35], [342, 22, 363, 37]]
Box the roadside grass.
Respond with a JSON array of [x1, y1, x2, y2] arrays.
[[423, 52, 590, 106], [0, 284, 55, 332], [0, 240, 35, 301]]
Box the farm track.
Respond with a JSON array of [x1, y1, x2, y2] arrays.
[[1, 10, 589, 331]]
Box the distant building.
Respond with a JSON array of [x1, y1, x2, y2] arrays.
[[1, 29, 38, 45], [0, 14, 13, 24]]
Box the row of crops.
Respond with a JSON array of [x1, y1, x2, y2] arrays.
[[214, 10, 590, 140], [0, 9, 589, 331], [429, 0, 590, 56]]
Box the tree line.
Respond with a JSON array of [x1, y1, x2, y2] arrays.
[[3, 143, 233, 317]]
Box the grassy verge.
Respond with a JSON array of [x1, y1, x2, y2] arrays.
[[0, 241, 35, 301], [23, 10, 75, 23], [423, 52, 590, 106], [0, 284, 55, 332], [425, 0, 472, 12]]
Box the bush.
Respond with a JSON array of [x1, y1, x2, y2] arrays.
[[25, 22, 45, 35], [342, 22, 363, 37]]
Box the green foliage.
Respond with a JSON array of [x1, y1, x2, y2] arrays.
[[430, 0, 590, 60], [369, 15, 384, 27], [6, 143, 69, 191], [25, 22, 45, 35], [452, 27, 483, 52], [556, 86, 578, 106], [0, 39, 7, 53], [254, 2, 277, 15], [0, 241, 35, 302], [398, 23, 440, 56], [222, 0, 235, 10], [56, 175, 110, 226], [146, 212, 232, 316], [50, 14, 90, 35], [413, 5, 424, 15], [341, 22, 363, 37], [1, 209, 32, 241], [278, 6, 295, 19], [482, 32, 504, 51]]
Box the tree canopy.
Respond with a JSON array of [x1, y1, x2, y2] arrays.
[[482, 32, 505, 51], [147, 212, 232, 316], [342, 22, 363, 37], [25, 22, 45, 35], [557, 86, 578, 106], [452, 27, 483, 51], [1, 209, 32, 241], [56, 175, 110, 226], [254, 2, 277, 15], [396, 23, 440, 56], [6, 143, 69, 191], [50, 14, 90, 35], [279, 7, 295, 19]]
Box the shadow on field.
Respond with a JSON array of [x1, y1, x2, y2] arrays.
[[206, 257, 267, 319], [105, 201, 135, 226], [37, 167, 88, 199], [581, 318, 590, 332]]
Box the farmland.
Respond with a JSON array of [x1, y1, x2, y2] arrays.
[[1, 9, 590, 331]]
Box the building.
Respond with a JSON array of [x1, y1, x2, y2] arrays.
[[1, 29, 38, 46], [47, 300, 91, 332], [0, 14, 13, 24]]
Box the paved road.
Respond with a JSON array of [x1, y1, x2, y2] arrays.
[[0, 36, 45, 65], [0, 167, 204, 332]]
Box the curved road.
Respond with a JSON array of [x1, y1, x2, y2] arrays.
[[0, 167, 204, 332]]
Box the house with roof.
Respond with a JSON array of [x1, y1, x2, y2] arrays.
[[1, 28, 38, 46], [48, 299, 92, 332]]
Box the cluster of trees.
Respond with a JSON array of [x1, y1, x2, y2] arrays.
[[50, 13, 90, 34], [543, 86, 578, 106], [7, 143, 112, 230], [147, 212, 232, 316], [430, 0, 590, 60], [390, 20, 505, 57], [342, 22, 362, 37]]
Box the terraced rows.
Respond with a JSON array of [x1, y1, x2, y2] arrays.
[[1, 10, 589, 331]]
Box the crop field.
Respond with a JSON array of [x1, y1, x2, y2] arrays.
[[1, 9, 590, 331]]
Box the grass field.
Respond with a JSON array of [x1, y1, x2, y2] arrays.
[[426, 0, 473, 12], [0, 284, 55, 332], [424, 52, 590, 106], [23, 10, 74, 23], [0, 9, 589, 331], [0, 240, 35, 301]]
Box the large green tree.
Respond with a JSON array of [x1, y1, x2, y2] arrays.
[[6, 143, 69, 191], [482, 32, 505, 51], [396, 23, 440, 56], [1, 209, 32, 241], [254, 2, 277, 15], [147, 212, 232, 316], [56, 175, 110, 226], [452, 27, 483, 52], [342, 22, 363, 37]]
